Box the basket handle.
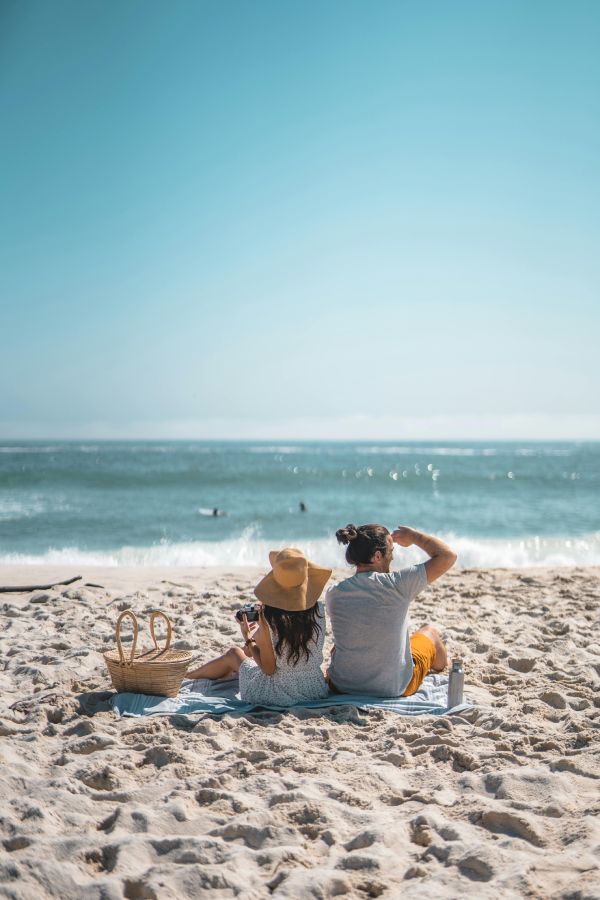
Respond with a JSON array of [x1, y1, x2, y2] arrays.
[[115, 610, 139, 665], [149, 610, 173, 652]]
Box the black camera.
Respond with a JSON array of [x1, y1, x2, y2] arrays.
[[235, 603, 260, 623]]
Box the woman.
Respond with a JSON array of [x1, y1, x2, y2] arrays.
[[186, 548, 331, 705]]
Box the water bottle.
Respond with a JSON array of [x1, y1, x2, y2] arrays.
[[447, 658, 464, 709]]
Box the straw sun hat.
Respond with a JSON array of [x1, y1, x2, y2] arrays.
[[254, 548, 332, 612]]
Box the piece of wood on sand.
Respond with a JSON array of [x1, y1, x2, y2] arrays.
[[0, 575, 82, 594]]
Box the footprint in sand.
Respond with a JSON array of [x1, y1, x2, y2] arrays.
[[195, 788, 249, 814], [75, 764, 120, 791], [336, 854, 380, 871], [344, 830, 377, 851], [508, 656, 538, 672], [83, 843, 119, 874], [67, 734, 117, 755], [540, 690, 567, 709], [121, 877, 159, 899], [3, 836, 33, 852], [97, 808, 120, 833], [138, 746, 185, 768], [457, 851, 495, 882], [210, 821, 278, 850], [479, 809, 545, 846]]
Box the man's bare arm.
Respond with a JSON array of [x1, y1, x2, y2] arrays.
[[392, 526, 457, 584]]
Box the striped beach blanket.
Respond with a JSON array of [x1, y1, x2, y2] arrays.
[[111, 673, 472, 718]]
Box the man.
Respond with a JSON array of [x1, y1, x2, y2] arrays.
[[326, 523, 457, 697]]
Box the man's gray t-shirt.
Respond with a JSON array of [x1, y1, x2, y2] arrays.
[[325, 564, 427, 697]]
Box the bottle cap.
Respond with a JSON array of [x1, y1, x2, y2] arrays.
[[452, 658, 462, 668]]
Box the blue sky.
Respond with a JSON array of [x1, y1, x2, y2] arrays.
[[1, 0, 599, 439]]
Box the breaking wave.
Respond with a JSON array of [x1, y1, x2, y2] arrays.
[[1, 531, 599, 568]]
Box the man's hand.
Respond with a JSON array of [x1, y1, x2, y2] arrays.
[[391, 526, 416, 547], [392, 525, 457, 584]]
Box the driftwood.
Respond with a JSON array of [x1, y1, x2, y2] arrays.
[[9, 690, 63, 712], [0, 575, 82, 594]]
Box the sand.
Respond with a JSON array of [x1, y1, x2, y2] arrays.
[[0, 564, 599, 899]]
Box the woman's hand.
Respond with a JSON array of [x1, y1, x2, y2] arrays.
[[238, 613, 259, 642]]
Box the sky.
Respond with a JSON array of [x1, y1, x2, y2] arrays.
[[1, 0, 599, 440]]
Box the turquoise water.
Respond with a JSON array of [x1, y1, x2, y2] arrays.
[[0, 441, 598, 567]]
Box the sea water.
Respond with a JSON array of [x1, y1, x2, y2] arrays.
[[0, 441, 598, 567]]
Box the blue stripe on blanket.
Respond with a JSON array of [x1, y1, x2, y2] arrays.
[[111, 674, 472, 718]]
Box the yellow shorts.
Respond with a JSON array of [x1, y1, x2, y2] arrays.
[[403, 632, 437, 696]]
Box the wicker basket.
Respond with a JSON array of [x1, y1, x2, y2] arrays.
[[104, 610, 192, 697]]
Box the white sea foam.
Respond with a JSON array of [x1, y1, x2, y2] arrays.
[[515, 447, 574, 457], [248, 446, 307, 454], [355, 446, 499, 456], [0, 496, 72, 521], [2, 532, 599, 568], [0, 445, 63, 454], [0, 498, 46, 521], [355, 445, 576, 458]]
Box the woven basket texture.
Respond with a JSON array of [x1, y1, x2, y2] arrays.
[[104, 610, 192, 698]]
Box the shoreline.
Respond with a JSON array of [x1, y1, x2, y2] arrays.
[[1, 560, 598, 582], [1, 565, 598, 897]]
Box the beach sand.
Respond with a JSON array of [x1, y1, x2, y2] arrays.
[[1, 564, 598, 899]]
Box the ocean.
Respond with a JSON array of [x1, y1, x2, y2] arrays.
[[0, 441, 598, 568]]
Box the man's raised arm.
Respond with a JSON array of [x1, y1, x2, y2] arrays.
[[392, 526, 457, 584]]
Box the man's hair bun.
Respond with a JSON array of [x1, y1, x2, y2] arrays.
[[335, 522, 390, 565], [336, 524, 359, 545]]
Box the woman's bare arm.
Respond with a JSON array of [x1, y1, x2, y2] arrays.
[[242, 607, 277, 675]]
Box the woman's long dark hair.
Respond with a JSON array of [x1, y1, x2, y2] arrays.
[[262, 603, 323, 665]]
